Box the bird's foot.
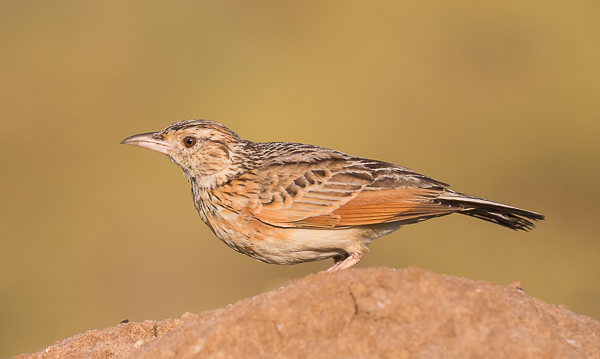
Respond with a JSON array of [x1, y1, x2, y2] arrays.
[[325, 253, 363, 272]]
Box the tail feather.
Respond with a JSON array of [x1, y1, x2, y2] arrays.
[[438, 191, 545, 231]]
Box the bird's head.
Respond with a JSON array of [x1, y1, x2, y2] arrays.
[[121, 120, 248, 188]]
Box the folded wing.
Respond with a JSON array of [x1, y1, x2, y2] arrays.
[[245, 159, 459, 229]]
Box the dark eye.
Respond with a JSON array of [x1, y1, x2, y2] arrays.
[[183, 136, 197, 148]]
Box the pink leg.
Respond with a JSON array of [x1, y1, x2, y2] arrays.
[[325, 253, 363, 272], [324, 254, 347, 272]]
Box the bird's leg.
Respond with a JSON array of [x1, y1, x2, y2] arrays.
[[326, 254, 348, 272], [325, 253, 363, 272]]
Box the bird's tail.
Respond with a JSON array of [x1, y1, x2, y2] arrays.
[[438, 191, 545, 231]]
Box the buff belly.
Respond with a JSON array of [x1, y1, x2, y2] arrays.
[[213, 221, 403, 265]]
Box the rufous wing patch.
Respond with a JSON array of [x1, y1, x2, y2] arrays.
[[249, 164, 458, 229], [296, 187, 459, 228]]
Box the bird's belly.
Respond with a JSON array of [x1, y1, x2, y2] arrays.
[[208, 213, 402, 265]]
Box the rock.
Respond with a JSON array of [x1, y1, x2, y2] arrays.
[[17, 268, 600, 358], [14, 314, 195, 359]]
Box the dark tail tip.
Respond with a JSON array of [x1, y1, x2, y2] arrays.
[[461, 208, 544, 231]]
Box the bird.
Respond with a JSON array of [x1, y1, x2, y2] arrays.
[[121, 120, 544, 272]]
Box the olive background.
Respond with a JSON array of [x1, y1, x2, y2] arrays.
[[1, 1, 599, 357]]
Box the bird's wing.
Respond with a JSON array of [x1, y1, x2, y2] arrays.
[[227, 159, 460, 229], [298, 187, 458, 228]]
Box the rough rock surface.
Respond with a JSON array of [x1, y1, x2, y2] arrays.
[[18, 267, 600, 358], [15, 314, 195, 359]]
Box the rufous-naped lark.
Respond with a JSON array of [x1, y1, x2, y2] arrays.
[[122, 120, 544, 271]]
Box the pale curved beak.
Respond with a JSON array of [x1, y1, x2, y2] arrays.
[[120, 132, 172, 155]]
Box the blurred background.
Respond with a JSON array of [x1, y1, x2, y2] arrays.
[[1, 1, 599, 357]]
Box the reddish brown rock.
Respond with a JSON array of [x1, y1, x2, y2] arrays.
[[15, 314, 195, 359], [18, 268, 600, 358]]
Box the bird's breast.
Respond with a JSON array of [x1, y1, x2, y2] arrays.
[[191, 184, 266, 256]]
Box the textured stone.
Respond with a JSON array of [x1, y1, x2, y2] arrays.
[[18, 268, 600, 358], [14, 314, 194, 359]]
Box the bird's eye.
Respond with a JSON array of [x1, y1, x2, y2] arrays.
[[183, 136, 197, 148]]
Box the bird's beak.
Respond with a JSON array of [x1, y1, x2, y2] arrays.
[[120, 132, 172, 155]]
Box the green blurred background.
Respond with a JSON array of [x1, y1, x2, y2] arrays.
[[1, 1, 599, 357]]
